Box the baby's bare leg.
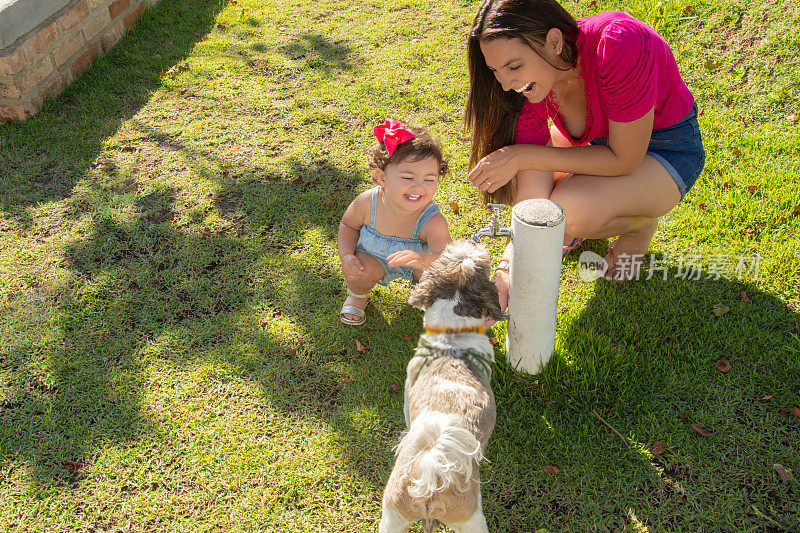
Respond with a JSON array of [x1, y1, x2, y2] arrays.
[[341, 252, 385, 322]]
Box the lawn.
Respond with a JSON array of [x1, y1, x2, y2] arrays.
[[1, 0, 799, 531]]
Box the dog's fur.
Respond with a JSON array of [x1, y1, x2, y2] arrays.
[[379, 241, 502, 533]]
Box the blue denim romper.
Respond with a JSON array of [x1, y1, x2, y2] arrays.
[[355, 187, 441, 286]]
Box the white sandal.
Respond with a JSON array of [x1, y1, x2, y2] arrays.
[[340, 289, 370, 326]]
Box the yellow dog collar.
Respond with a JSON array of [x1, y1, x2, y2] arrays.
[[424, 325, 485, 335]]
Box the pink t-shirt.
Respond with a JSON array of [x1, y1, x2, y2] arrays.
[[515, 11, 694, 146]]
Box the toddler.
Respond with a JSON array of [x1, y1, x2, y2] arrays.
[[338, 119, 451, 326]]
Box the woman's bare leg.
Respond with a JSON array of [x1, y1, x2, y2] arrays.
[[550, 155, 682, 278]]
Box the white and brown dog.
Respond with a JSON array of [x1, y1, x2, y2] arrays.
[[379, 240, 503, 533]]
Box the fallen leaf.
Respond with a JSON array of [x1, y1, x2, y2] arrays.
[[342, 377, 355, 383], [683, 5, 694, 14], [199, 227, 211, 238], [543, 465, 561, 475], [389, 383, 400, 393], [716, 358, 732, 373], [730, 147, 742, 156], [757, 394, 773, 402], [271, 309, 281, 317], [355, 339, 365, 352], [588, 0, 596, 7], [745, 226, 755, 234], [63, 461, 78, 472], [679, 412, 693, 419], [746, 185, 758, 193], [793, 202, 800, 215], [691, 423, 715, 436], [292, 337, 304, 345], [793, 406, 800, 418], [513, 375, 539, 389], [741, 291, 751, 303], [698, 202, 707, 210], [712, 304, 730, 317], [774, 463, 792, 484], [449, 200, 460, 215], [166, 62, 190, 78], [778, 407, 791, 416], [291, 176, 303, 185], [402, 334, 414, 341], [489, 337, 499, 345], [652, 441, 666, 455], [259, 318, 269, 329]]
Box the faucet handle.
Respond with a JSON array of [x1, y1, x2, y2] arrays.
[[486, 203, 508, 213]]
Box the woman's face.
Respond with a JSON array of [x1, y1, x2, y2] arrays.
[[479, 36, 559, 103]]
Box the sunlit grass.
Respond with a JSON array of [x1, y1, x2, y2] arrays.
[[0, 0, 798, 530]]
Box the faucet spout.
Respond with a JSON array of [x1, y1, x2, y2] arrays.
[[470, 203, 511, 242]]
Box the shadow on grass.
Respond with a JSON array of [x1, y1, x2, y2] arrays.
[[0, 145, 412, 506], [483, 250, 800, 531], [277, 34, 353, 74], [0, 0, 227, 225]]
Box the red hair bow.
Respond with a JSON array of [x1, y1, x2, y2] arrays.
[[374, 118, 415, 155]]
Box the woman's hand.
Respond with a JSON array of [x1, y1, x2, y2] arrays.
[[485, 269, 510, 327], [467, 145, 520, 194]]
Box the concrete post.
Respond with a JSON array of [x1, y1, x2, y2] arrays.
[[506, 199, 565, 374]]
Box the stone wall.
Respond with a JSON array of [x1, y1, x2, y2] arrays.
[[0, 0, 159, 122]]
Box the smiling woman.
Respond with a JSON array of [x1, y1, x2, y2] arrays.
[[464, 0, 706, 296]]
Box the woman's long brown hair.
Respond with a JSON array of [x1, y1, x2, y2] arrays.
[[465, 0, 579, 206]]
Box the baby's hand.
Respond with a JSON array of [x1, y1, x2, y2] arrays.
[[341, 254, 368, 280], [387, 250, 423, 268]]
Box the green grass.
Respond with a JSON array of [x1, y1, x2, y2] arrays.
[[1, 0, 799, 530]]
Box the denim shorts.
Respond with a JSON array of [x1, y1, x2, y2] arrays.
[[592, 103, 706, 199]]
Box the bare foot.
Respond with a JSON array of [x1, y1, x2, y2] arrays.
[[601, 218, 658, 281]]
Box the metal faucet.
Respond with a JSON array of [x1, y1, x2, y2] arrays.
[[471, 203, 511, 242]]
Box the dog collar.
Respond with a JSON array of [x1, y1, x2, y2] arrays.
[[413, 337, 493, 381], [424, 325, 485, 335]]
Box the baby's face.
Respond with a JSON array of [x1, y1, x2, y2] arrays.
[[377, 156, 440, 212]]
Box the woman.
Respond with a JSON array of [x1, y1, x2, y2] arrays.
[[465, 0, 705, 307]]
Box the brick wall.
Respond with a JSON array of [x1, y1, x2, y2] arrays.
[[0, 0, 160, 123]]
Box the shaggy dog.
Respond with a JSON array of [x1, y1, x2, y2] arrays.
[[379, 240, 502, 533]]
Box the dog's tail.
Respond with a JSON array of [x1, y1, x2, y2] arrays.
[[395, 411, 483, 502]]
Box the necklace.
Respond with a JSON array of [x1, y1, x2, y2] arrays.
[[547, 69, 576, 114]]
